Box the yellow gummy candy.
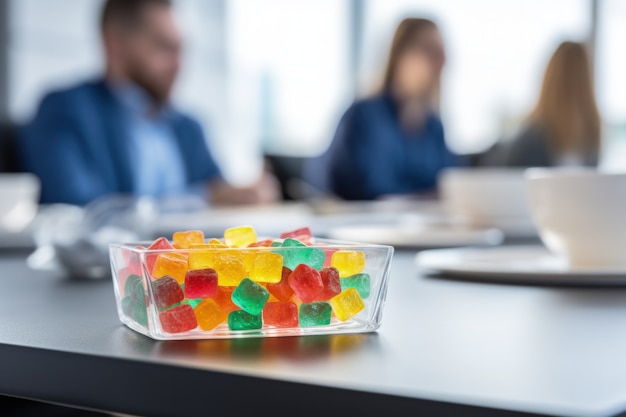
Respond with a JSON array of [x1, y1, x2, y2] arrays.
[[188, 250, 215, 270], [152, 252, 188, 284], [172, 230, 205, 249], [242, 251, 258, 274], [330, 288, 365, 321], [249, 252, 283, 283], [224, 226, 257, 248], [207, 239, 228, 248], [331, 250, 366, 277], [189, 239, 227, 250], [213, 252, 246, 286], [194, 299, 227, 330]]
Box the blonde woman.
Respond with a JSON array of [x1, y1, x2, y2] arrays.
[[506, 41, 601, 167]]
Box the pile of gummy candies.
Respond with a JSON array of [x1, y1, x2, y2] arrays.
[[118, 226, 371, 334]]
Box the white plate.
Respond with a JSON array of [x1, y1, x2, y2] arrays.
[[325, 225, 505, 248], [415, 246, 626, 286]]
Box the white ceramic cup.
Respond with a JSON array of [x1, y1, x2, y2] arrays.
[[0, 173, 41, 232], [438, 167, 535, 232], [526, 168, 626, 269]]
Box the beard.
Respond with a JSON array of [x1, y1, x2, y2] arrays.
[[126, 64, 174, 107]]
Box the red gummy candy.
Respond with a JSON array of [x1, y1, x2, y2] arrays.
[[121, 248, 144, 276], [152, 276, 184, 308], [280, 227, 312, 240], [248, 239, 274, 247], [287, 264, 323, 303], [146, 237, 174, 273], [184, 269, 218, 299], [214, 286, 239, 313], [159, 304, 198, 333], [322, 248, 339, 268], [263, 302, 298, 328], [266, 267, 294, 302], [318, 267, 341, 301]]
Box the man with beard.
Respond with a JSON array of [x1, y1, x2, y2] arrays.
[[18, 0, 280, 206]]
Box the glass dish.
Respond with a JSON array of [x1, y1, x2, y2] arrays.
[[109, 238, 394, 340]]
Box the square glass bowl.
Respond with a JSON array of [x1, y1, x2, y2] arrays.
[[109, 238, 394, 340]]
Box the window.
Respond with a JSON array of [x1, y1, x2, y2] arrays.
[[596, 0, 626, 170], [225, 0, 351, 158]]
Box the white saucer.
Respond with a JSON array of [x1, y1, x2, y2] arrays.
[[415, 246, 626, 286], [325, 225, 504, 249]]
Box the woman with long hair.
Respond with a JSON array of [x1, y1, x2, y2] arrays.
[[506, 41, 602, 167], [318, 17, 461, 201]]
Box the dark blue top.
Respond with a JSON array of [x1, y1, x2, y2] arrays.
[[17, 79, 222, 206], [308, 94, 462, 200]]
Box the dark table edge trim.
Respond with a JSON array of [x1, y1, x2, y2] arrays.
[[0, 342, 582, 417]]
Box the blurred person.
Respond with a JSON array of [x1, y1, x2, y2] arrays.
[[309, 17, 461, 201], [17, 0, 280, 206], [505, 41, 601, 167]]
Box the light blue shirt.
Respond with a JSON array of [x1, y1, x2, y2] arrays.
[[112, 82, 187, 197]]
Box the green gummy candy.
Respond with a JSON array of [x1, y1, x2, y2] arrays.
[[232, 278, 269, 315], [122, 296, 148, 327], [341, 273, 371, 299], [270, 240, 282, 247], [299, 302, 332, 327], [164, 297, 203, 311], [124, 274, 145, 302], [275, 238, 325, 270], [183, 298, 203, 308], [228, 310, 262, 330]]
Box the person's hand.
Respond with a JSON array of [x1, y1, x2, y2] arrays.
[[246, 171, 282, 205], [209, 172, 282, 206]]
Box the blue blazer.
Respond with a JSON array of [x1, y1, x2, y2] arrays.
[[17, 79, 221, 206], [308, 94, 462, 200]]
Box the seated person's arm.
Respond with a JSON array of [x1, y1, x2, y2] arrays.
[[18, 93, 110, 206], [181, 117, 281, 206], [209, 172, 281, 206]]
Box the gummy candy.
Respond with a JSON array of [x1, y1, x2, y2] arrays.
[[214, 286, 239, 313], [173, 230, 205, 249], [266, 266, 294, 302], [318, 267, 342, 301], [152, 275, 184, 309], [124, 274, 145, 302], [249, 252, 283, 283], [231, 278, 269, 315], [341, 273, 371, 299], [277, 238, 325, 270], [224, 225, 257, 248], [299, 302, 332, 327], [287, 264, 323, 303], [330, 288, 365, 321], [195, 298, 226, 330], [184, 268, 218, 299], [228, 310, 262, 330], [213, 252, 246, 286], [152, 252, 188, 284], [331, 250, 366, 277], [122, 296, 148, 327], [263, 302, 298, 328], [160, 304, 197, 333], [146, 237, 174, 272], [280, 227, 312, 240]]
